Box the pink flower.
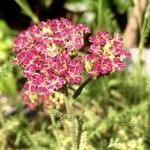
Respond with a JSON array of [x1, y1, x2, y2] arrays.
[[85, 32, 130, 78], [12, 18, 130, 109], [12, 18, 90, 108]]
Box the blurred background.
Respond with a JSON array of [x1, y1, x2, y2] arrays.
[[0, 0, 150, 149]]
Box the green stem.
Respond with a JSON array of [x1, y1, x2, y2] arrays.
[[64, 77, 93, 149], [15, 0, 40, 24], [138, 19, 147, 66], [132, 2, 150, 101], [97, 0, 102, 31], [136, 36, 144, 83], [64, 85, 78, 150], [73, 78, 92, 99], [136, 1, 150, 83]]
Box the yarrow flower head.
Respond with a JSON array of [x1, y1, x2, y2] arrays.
[[85, 32, 130, 77], [13, 18, 90, 109], [12, 18, 130, 109]]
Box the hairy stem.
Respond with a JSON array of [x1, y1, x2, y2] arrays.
[[64, 85, 78, 150]]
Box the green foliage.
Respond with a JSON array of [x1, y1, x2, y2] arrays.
[[96, 0, 120, 33], [137, 0, 150, 66], [113, 0, 133, 14], [0, 20, 17, 95], [0, 20, 14, 62], [64, 0, 133, 33], [0, 72, 17, 95], [0, 69, 149, 149], [139, 0, 150, 47], [79, 131, 87, 150]]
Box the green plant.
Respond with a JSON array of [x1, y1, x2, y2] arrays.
[[0, 0, 150, 149]]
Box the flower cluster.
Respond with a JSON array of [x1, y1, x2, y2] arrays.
[[85, 32, 130, 77], [12, 18, 130, 109], [13, 18, 89, 108]]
